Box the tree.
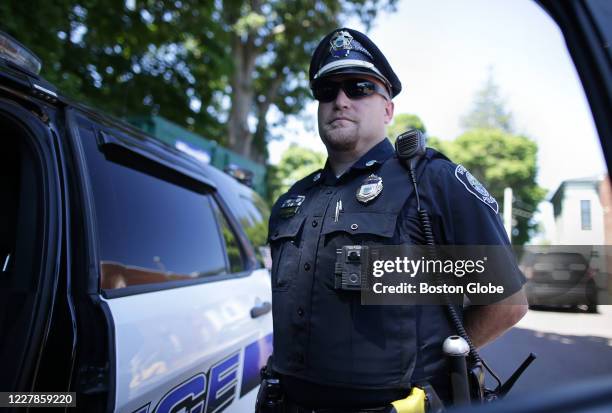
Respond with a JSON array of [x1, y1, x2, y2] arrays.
[[223, 0, 398, 163], [386, 113, 426, 143], [269, 144, 326, 202], [454, 74, 545, 244], [425, 135, 451, 154], [390, 106, 545, 244], [444, 128, 546, 245], [1, 0, 230, 140], [1, 0, 396, 162], [461, 72, 513, 133]]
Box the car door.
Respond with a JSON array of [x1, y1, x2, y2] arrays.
[[0, 96, 64, 396], [69, 110, 272, 413]]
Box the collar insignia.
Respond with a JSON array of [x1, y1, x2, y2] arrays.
[[330, 30, 353, 58], [280, 195, 305, 218], [356, 174, 383, 204]]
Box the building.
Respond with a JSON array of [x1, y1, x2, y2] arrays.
[[549, 175, 612, 300], [549, 176, 606, 245]]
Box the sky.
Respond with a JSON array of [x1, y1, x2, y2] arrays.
[[267, 0, 607, 196]]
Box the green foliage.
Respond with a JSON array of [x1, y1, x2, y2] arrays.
[[1, 0, 231, 140], [443, 128, 546, 245], [461, 73, 513, 133], [225, 0, 398, 162], [391, 110, 545, 245], [1, 0, 397, 161], [269, 144, 326, 202], [386, 113, 426, 143], [424, 135, 450, 154]]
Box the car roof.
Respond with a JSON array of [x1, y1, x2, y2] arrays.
[[0, 59, 256, 199]]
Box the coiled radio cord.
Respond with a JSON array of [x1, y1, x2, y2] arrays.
[[407, 163, 501, 390]]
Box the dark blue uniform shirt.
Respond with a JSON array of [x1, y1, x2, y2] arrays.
[[268, 138, 525, 408]]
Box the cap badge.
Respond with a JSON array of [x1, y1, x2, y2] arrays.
[[330, 30, 353, 58], [356, 174, 383, 204]]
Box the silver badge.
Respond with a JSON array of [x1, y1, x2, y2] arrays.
[[356, 174, 383, 204], [330, 30, 353, 58]]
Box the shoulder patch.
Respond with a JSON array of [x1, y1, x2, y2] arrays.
[[454, 165, 499, 214]]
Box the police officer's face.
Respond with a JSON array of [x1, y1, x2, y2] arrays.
[[317, 75, 394, 153]]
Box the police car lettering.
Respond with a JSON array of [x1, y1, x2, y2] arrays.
[[154, 373, 207, 413], [454, 165, 499, 214], [134, 334, 272, 413], [205, 352, 240, 413], [132, 403, 151, 413]]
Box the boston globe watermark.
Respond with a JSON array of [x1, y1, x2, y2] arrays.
[[333, 245, 612, 306]]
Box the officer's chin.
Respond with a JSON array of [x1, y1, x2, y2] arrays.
[[321, 133, 358, 152]]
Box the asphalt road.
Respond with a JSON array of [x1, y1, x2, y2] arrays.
[[480, 305, 612, 399]]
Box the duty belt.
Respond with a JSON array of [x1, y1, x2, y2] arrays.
[[285, 386, 431, 413], [285, 403, 390, 413]]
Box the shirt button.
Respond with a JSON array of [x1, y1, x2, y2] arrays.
[[297, 307, 304, 316], [351, 223, 359, 230], [304, 263, 311, 271], [312, 220, 318, 227]]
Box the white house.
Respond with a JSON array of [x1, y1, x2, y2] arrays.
[[549, 177, 604, 245]]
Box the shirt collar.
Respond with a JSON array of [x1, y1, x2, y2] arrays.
[[350, 138, 395, 170], [317, 138, 395, 186]]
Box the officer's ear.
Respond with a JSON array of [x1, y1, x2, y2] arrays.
[[383, 99, 394, 125]]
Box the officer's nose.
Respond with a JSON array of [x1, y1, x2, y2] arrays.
[[333, 88, 351, 108]]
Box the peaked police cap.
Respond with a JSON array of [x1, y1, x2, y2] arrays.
[[309, 28, 402, 98]]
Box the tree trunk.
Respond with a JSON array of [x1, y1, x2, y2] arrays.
[[252, 75, 283, 164], [227, 34, 257, 158]]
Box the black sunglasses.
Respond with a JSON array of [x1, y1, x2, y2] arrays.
[[312, 78, 390, 102]]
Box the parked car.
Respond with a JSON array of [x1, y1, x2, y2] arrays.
[[451, 0, 612, 411], [521, 251, 598, 313], [0, 31, 272, 412]]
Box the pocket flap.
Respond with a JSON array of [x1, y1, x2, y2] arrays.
[[322, 212, 397, 238], [269, 215, 307, 242]]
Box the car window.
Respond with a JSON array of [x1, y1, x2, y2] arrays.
[[78, 124, 230, 290], [210, 197, 245, 274], [238, 192, 271, 269]]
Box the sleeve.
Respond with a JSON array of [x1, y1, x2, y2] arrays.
[[426, 161, 526, 303], [429, 162, 507, 245]]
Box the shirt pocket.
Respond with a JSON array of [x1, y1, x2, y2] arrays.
[[321, 211, 399, 246], [269, 214, 307, 291]]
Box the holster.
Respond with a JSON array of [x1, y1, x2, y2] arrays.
[[390, 383, 445, 413], [468, 362, 485, 402], [255, 356, 286, 413]]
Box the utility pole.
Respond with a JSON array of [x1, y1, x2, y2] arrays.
[[504, 187, 513, 242]]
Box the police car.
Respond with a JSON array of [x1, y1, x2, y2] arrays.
[[0, 32, 272, 412]]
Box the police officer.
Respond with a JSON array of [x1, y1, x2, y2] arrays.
[[267, 28, 528, 411]]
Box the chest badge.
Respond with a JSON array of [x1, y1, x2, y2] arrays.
[[280, 195, 305, 218], [356, 174, 383, 204]]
